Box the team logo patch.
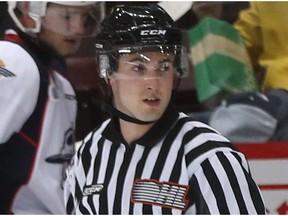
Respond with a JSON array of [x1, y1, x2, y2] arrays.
[[83, 184, 104, 196], [131, 179, 189, 210], [0, 59, 15, 77]]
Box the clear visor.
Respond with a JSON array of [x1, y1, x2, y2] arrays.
[[99, 45, 189, 80], [41, 3, 103, 37]]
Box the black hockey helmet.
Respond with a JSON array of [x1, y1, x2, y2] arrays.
[[95, 4, 189, 79]]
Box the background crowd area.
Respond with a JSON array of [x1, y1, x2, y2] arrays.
[[1, 1, 286, 143]]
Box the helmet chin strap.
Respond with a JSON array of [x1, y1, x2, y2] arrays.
[[92, 98, 155, 125]]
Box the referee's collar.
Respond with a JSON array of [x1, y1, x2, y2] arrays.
[[102, 104, 179, 148]]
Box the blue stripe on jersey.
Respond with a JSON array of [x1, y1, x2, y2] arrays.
[[0, 67, 15, 77]]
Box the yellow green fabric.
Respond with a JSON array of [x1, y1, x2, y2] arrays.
[[189, 17, 257, 102]]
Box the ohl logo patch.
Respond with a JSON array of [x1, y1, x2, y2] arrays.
[[131, 179, 189, 210], [0, 59, 15, 78]]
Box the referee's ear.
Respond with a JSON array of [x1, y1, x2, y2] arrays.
[[172, 75, 180, 90], [102, 77, 114, 101]]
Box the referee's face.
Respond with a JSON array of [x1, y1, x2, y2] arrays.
[[109, 51, 175, 122]]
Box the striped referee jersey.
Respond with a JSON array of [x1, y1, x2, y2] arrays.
[[64, 105, 265, 214]]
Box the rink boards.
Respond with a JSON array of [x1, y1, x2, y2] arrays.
[[236, 142, 288, 214]]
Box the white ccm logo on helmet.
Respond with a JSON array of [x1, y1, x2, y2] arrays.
[[140, 30, 167, 35]]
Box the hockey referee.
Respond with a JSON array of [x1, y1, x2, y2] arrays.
[[64, 4, 266, 214]]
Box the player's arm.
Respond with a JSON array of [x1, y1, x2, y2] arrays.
[[0, 41, 40, 144]]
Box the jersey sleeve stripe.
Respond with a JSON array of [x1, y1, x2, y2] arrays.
[[233, 152, 266, 214], [188, 175, 210, 213], [231, 151, 263, 210], [216, 152, 248, 213], [201, 159, 230, 213], [186, 141, 236, 165]]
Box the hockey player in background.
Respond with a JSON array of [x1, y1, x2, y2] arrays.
[[0, 1, 104, 214]]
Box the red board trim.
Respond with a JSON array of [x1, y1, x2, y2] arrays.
[[259, 184, 288, 190], [235, 142, 288, 159]]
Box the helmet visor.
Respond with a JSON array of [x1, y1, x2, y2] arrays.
[[98, 45, 189, 79], [41, 2, 103, 37]]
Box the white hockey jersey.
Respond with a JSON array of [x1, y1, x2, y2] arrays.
[[0, 30, 77, 214]]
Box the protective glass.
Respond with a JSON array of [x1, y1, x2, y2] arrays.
[[41, 3, 102, 37], [98, 45, 189, 80]]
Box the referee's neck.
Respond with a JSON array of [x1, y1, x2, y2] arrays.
[[119, 119, 155, 144]]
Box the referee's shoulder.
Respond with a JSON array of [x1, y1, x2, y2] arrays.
[[179, 115, 244, 171], [178, 113, 239, 153], [179, 113, 223, 136], [80, 119, 111, 148]]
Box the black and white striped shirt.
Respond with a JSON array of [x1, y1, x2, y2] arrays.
[[64, 106, 265, 214]]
